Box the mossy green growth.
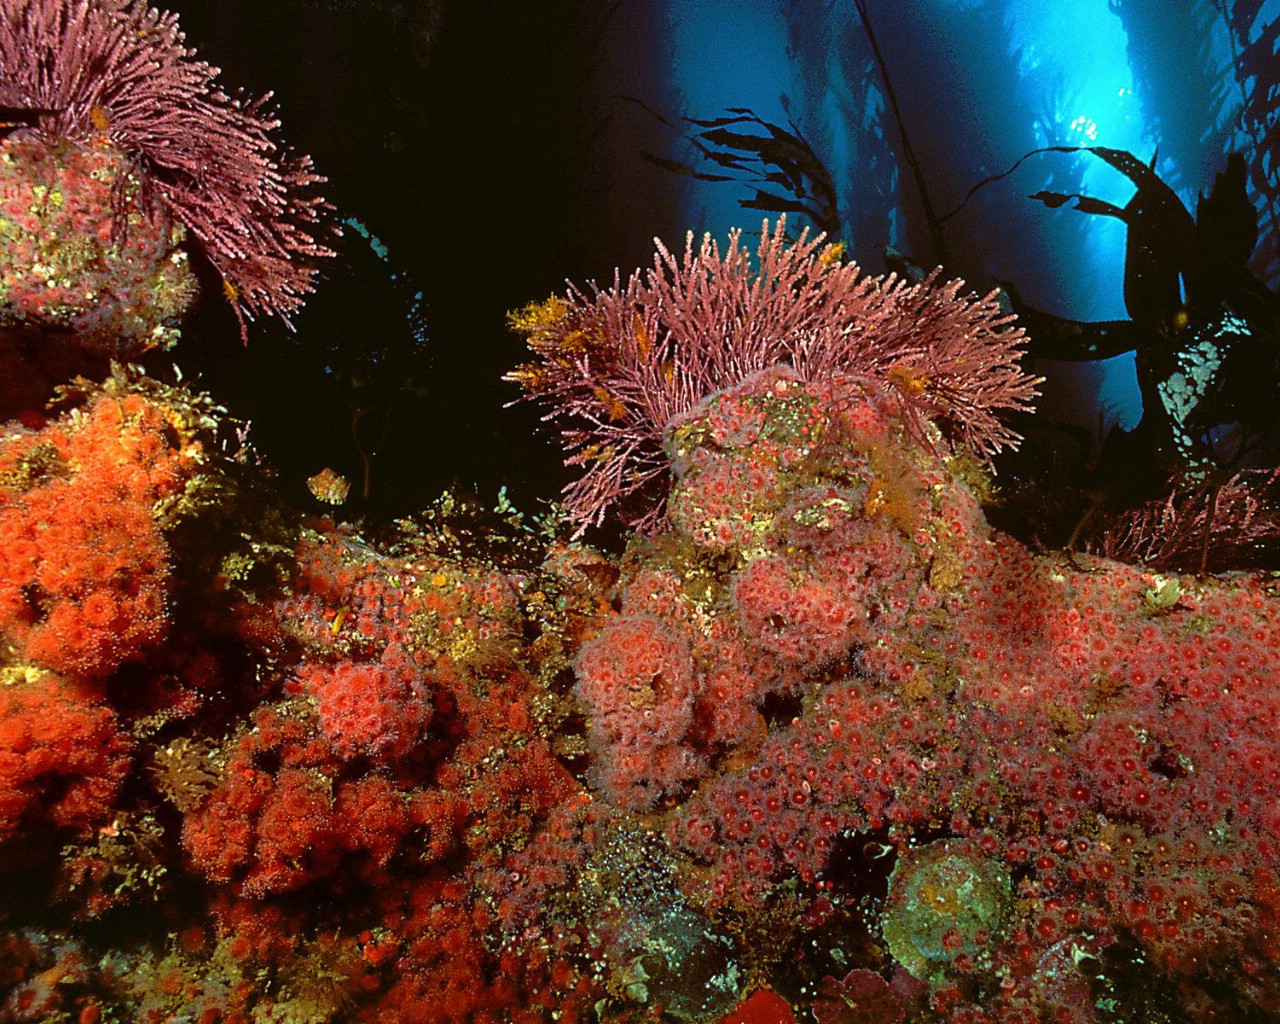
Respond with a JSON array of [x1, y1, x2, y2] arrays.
[[880, 839, 1013, 984]]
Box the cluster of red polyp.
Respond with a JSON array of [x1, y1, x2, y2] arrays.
[[575, 612, 705, 809], [565, 365, 1280, 1020], [0, 135, 196, 355], [4, 360, 1279, 1021], [0, 673, 132, 844], [0, 376, 207, 854], [0, 377, 206, 677], [168, 523, 597, 1023], [0, 372, 599, 1021]]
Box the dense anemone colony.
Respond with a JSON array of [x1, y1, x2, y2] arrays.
[[2, 2, 1280, 1024], [6, 351, 1280, 1024], [0, 136, 197, 354]]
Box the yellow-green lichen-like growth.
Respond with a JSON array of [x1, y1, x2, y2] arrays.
[[881, 839, 1013, 984]]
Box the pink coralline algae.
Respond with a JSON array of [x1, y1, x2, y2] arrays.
[[1090, 466, 1280, 571], [0, 0, 334, 346], [507, 218, 1038, 532]]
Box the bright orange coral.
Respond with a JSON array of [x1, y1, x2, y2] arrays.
[[0, 672, 132, 840], [0, 378, 205, 677]]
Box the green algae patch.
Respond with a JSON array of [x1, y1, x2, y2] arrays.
[[881, 839, 1013, 984]]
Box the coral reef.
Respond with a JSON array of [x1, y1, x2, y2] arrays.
[[1, 4, 1279, 1022], [4, 259, 1280, 1024]]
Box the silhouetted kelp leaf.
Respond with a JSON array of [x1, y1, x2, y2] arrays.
[[1029, 193, 1125, 219], [1024, 151, 1278, 569], [701, 148, 756, 172], [762, 170, 801, 189], [740, 193, 817, 216], [1077, 196, 1127, 218], [999, 301, 1142, 362], [1019, 146, 1199, 326], [637, 149, 736, 183], [637, 150, 696, 175], [1028, 190, 1072, 209], [624, 97, 842, 236], [1217, 0, 1280, 290], [1196, 153, 1257, 279], [1023, 150, 1276, 473], [693, 126, 780, 153]]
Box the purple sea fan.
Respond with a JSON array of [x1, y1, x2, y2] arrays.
[[507, 219, 1039, 533], [0, 0, 335, 334]]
